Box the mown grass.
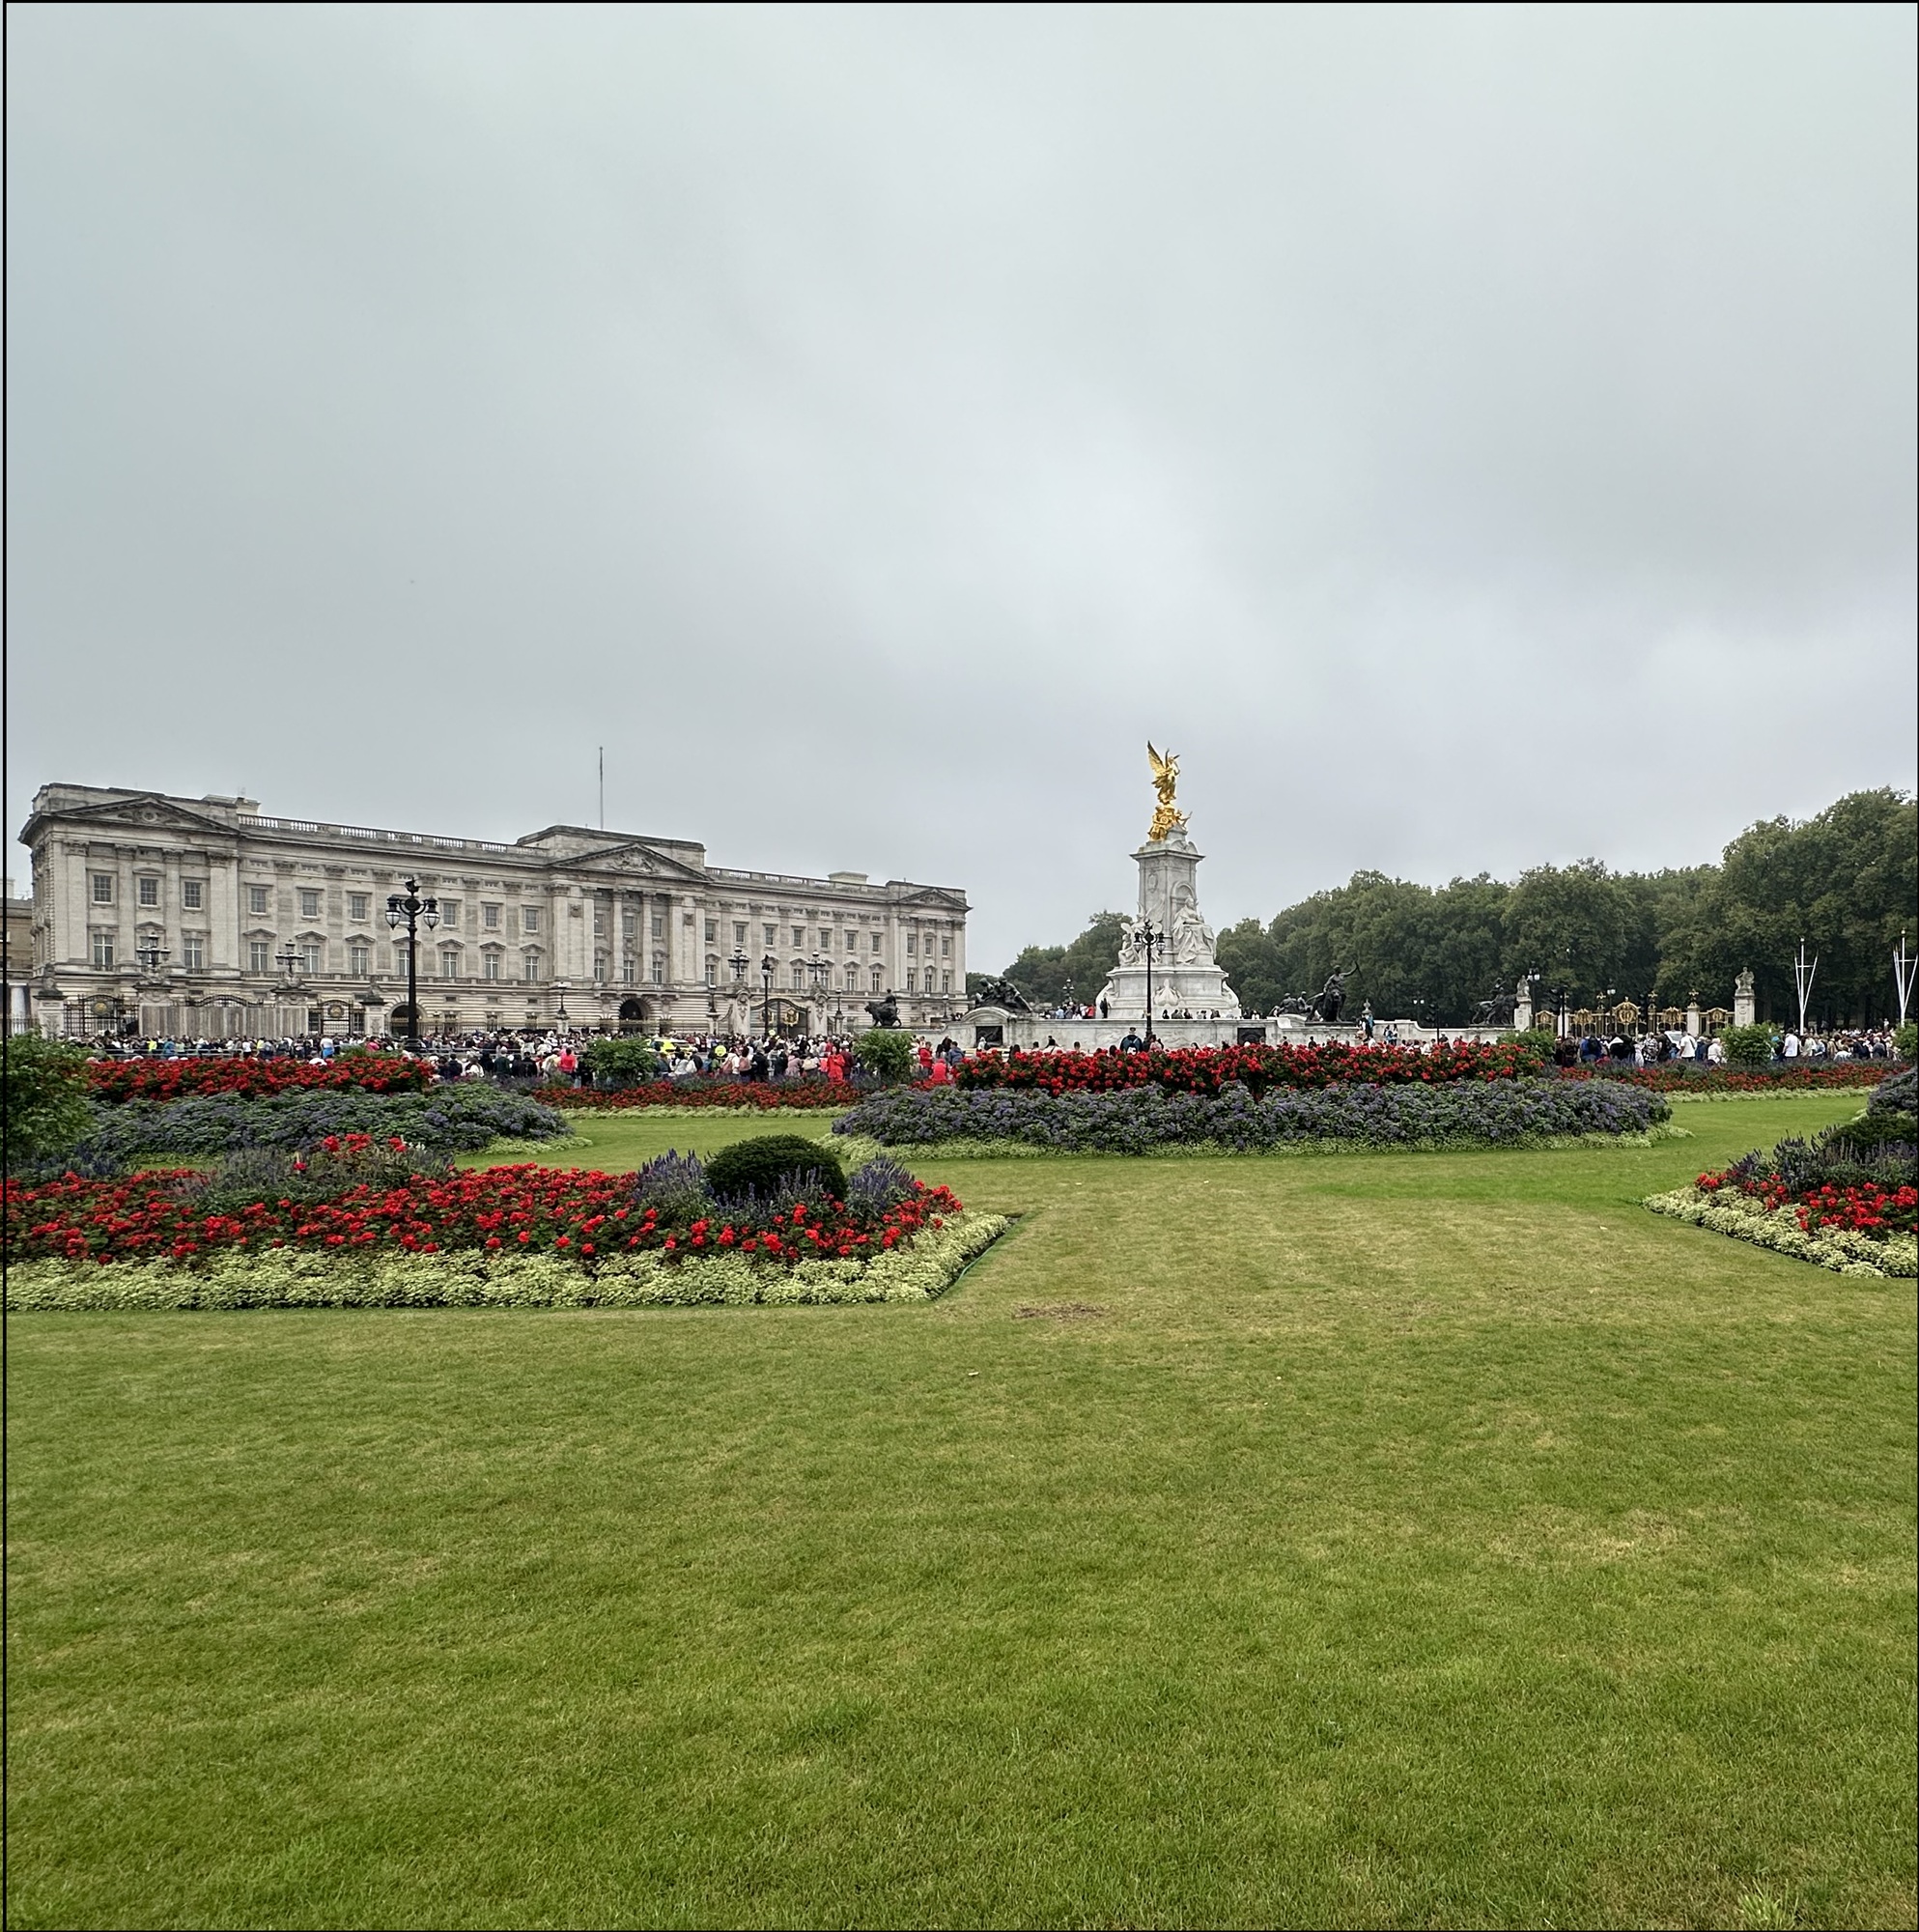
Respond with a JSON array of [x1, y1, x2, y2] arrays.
[[8, 1094, 1913, 1929]]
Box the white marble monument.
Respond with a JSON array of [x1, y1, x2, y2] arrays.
[[1094, 749, 1241, 1020]]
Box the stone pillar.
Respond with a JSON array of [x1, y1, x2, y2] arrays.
[[1733, 968, 1756, 1029], [1685, 994, 1702, 1037], [1512, 977, 1533, 1032]]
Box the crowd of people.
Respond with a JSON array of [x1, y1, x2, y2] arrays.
[[76, 1027, 976, 1087], [1550, 1026, 1903, 1067]]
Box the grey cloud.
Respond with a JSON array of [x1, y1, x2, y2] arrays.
[[8, 3, 1913, 967]]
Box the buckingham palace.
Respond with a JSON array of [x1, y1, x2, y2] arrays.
[[17, 784, 971, 1040]]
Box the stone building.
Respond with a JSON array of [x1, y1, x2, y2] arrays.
[[18, 784, 970, 1040]]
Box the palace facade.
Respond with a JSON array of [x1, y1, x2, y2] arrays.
[[19, 785, 970, 1040]]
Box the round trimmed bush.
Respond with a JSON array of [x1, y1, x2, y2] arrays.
[[704, 1134, 847, 1203]]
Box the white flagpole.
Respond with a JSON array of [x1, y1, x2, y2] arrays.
[[1895, 931, 1915, 1026], [1792, 938, 1818, 1035]]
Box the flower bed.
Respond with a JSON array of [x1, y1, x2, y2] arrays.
[[954, 1038, 1544, 1096], [86, 1052, 433, 1103], [1558, 1063, 1891, 1094], [1644, 1186, 1916, 1277], [537, 1078, 866, 1111], [3, 1138, 1005, 1308], [62, 1084, 570, 1165], [1643, 1066, 1916, 1276], [834, 1076, 1669, 1154]]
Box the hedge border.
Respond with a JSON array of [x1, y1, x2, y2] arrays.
[[841, 1124, 1693, 1161], [1643, 1186, 1917, 1279]]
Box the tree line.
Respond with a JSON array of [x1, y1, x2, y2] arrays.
[[981, 788, 1917, 1027]]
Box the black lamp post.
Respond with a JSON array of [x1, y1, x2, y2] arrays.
[[1136, 918, 1166, 1047], [727, 948, 748, 1036], [275, 942, 300, 982], [760, 952, 776, 1038], [384, 877, 439, 1048], [135, 940, 170, 978]]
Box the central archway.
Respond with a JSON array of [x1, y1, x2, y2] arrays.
[[617, 997, 646, 1031]]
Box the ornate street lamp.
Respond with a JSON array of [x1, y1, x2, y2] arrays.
[[275, 942, 300, 982], [384, 877, 439, 1048], [1136, 918, 1166, 1047], [760, 952, 776, 1038], [134, 940, 170, 978]]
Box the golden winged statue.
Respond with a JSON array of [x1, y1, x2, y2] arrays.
[[1146, 742, 1189, 842]]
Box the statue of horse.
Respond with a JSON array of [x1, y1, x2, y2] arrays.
[[863, 992, 902, 1029]]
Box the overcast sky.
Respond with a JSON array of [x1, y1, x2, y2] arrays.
[[8, 3, 1914, 969]]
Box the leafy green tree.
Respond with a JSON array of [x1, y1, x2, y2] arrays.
[[1658, 790, 1917, 1024], [3, 1035, 95, 1159], [1502, 861, 1634, 1008], [581, 1037, 662, 1085], [853, 1027, 918, 1083], [1002, 913, 1129, 1007]]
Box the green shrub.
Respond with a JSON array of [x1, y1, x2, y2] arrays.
[[1510, 1029, 1558, 1061], [2, 1036, 94, 1159], [1718, 1024, 1776, 1069], [704, 1133, 847, 1203], [853, 1028, 918, 1084], [1895, 1020, 1917, 1063], [582, 1037, 663, 1085]]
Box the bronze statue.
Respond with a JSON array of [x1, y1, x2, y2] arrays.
[[1310, 969, 1347, 1024], [863, 992, 901, 1029], [971, 975, 1032, 1014], [1146, 743, 1190, 843]]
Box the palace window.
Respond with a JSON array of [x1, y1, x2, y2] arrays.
[[706, 957, 718, 986], [138, 876, 161, 908], [302, 942, 325, 975], [906, 933, 917, 954], [622, 954, 637, 985], [845, 931, 857, 952], [791, 961, 806, 989], [870, 968, 883, 994], [652, 914, 665, 940], [91, 874, 114, 903], [483, 903, 501, 930], [482, 951, 501, 981], [440, 946, 461, 980], [651, 952, 665, 984], [871, 933, 884, 952], [761, 923, 775, 948], [246, 885, 269, 915], [941, 937, 950, 956], [792, 927, 804, 949], [348, 893, 369, 921], [439, 900, 461, 927], [350, 942, 371, 976], [182, 880, 205, 911], [842, 964, 858, 991], [394, 942, 411, 974], [904, 969, 916, 993], [704, 919, 717, 943], [298, 889, 321, 919], [522, 948, 543, 981], [593, 908, 606, 938], [593, 952, 607, 982], [182, 934, 206, 971], [522, 906, 540, 934], [92, 931, 115, 968], [941, 971, 952, 994], [248, 941, 270, 974], [734, 922, 747, 946]]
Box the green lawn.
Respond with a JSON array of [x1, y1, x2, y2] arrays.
[[9, 1094, 1913, 1930]]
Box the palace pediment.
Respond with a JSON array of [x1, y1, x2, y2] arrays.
[[24, 791, 236, 844]]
